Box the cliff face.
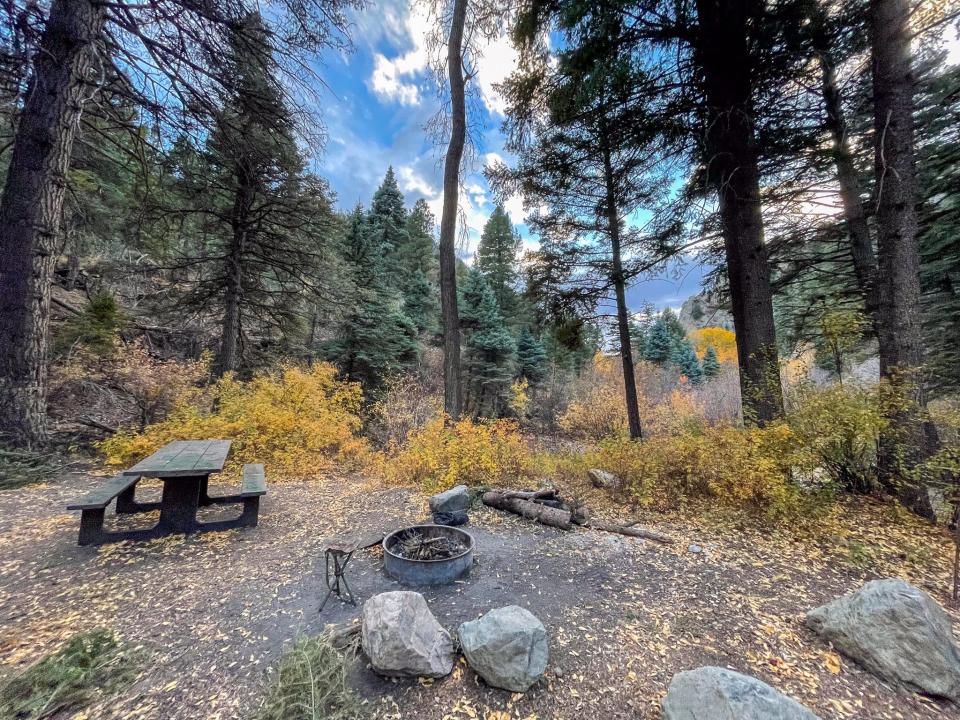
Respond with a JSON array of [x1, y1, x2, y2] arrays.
[[679, 292, 734, 333]]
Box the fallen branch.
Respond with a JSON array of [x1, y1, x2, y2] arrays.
[[77, 416, 118, 434], [482, 491, 572, 531], [501, 488, 557, 501], [585, 520, 675, 544]]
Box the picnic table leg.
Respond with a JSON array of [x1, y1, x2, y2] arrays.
[[198, 475, 214, 506], [78, 508, 106, 546], [157, 475, 202, 534]]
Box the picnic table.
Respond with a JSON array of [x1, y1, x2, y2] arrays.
[[67, 440, 267, 545]]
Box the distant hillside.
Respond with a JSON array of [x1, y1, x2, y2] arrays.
[[678, 292, 734, 333]]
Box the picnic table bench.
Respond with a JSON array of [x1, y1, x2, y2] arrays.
[[67, 440, 266, 546]]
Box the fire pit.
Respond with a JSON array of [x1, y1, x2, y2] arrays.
[[383, 524, 474, 586]]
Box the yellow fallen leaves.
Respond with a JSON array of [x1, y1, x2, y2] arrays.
[[822, 651, 842, 674]]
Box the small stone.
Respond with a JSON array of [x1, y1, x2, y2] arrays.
[[805, 578, 960, 700], [361, 591, 454, 678], [458, 605, 548, 692], [688, 544, 703, 554], [429, 485, 471, 514], [553, 667, 564, 678], [662, 666, 820, 719]]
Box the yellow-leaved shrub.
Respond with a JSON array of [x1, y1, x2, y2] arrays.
[[566, 422, 814, 518], [99, 363, 368, 477], [385, 417, 534, 493]]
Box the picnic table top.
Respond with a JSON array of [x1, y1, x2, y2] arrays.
[[122, 440, 232, 478]]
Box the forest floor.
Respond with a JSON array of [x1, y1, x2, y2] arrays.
[[0, 467, 957, 720]]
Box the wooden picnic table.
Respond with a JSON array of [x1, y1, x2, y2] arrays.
[[68, 440, 267, 545]]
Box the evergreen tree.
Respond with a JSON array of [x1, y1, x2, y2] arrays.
[[701, 346, 721, 379], [516, 327, 547, 384], [368, 167, 409, 281], [325, 205, 418, 391], [475, 205, 522, 319], [670, 338, 703, 385], [460, 269, 516, 418], [398, 199, 439, 334], [644, 317, 674, 364]]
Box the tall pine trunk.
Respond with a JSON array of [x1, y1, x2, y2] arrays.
[[695, 0, 783, 425], [818, 52, 880, 328], [218, 174, 254, 376], [601, 135, 643, 440], [438, 0, 467, 420], [870, 0, 936, 518], [0, 0, 105, 447]]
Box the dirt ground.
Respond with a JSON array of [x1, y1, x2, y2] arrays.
[[0, 467, 958, 720]]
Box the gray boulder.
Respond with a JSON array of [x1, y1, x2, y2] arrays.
[[361, 591, 454, 678], [458, 605, 548, 692], [805, 578, 960, 700], [429, 485, 471, 514], [587, 468, 619, 489], [662, 667, 820, 720]]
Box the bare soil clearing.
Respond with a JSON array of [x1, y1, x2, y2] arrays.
[[0, 470, 956, 719]]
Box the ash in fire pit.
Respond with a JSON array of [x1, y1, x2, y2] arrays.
[[383, 524, 474, 586]]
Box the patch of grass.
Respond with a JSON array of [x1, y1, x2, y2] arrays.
[[255, 635, 366, 720], [0, 629, 137, 720]]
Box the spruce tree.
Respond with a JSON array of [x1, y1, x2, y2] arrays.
[[670, 338, 703, 385], [516, 327, 547, 384], [460, 269, 516, 418], [398, 199, 439, 334], [644, 317, 674, 364], [701, 346, 721, 379], [325, 205, 418, 391], [475, 205, 522, 319], [367, 167, 409, 281]]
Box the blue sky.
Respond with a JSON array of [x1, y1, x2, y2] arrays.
[[305, 0, 708, 313]]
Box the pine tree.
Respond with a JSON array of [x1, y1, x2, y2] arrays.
[[398, 199, 439, 334], [325, 205, 418, 391], [368, 167, 409, 281], [460, 269, 516, 418], [475, 205, 522, 319], [643, 317, 674, 364], [670, 338, 703, 385], [701, 346, 721, 379], [516, 327, 547, 384]]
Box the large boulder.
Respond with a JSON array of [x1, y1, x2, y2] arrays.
[[662, 667, 820, 720], [458, 605, 548, 692], [429, 485, 471, 514], [805, 578, 960, 700], [361, 591, 454, 678], [587, 468, 620, 489]]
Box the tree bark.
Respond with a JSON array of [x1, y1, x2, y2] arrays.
[[482, 491, 573, 530], [695, 0, 783, 425], [870, 0, 936, 518], [601, 133, 643, 440], [438, 0, 468, 420], [818, 52, 880, 329], [217, 172, 254, 376], [0, 0, 106, 448]]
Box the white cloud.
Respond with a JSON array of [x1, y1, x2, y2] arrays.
[[396, 165, 436, 197], [366, 3, 431, 106], [475, 33, 519, 116]]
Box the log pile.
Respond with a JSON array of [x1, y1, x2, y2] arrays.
[[482, 487, 674, 544]]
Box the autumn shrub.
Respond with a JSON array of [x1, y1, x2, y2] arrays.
[[558, 353, 628, 440], [366, 353, 443, 447], [785, 382, 888, 493], [386, 416, 535, 493], [99, 363, 368, 477], [584, 423, 813, 517], [50, 339, 210, 433]]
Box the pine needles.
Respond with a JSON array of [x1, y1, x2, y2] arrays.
[[255, 636, 366, 720], [0, 629, 136, 720]]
